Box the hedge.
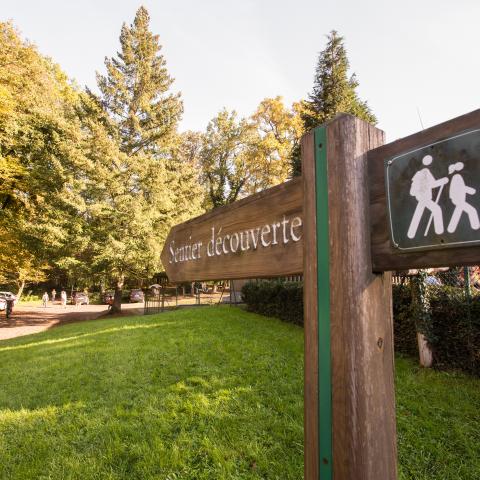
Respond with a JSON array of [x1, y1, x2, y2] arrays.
[[244, 280, 480, 376], [241, 280, 303, 326], [392, 284, 419, 358], [430, 288, 480, 374]]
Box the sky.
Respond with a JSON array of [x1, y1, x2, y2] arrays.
[[2, 0, 479, 142]]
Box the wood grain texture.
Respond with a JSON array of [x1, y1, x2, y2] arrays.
[[369, 108, 480, 271], [160, 178, 303, 282], [302, 131, 319, 480], [326, 115, 397, 480]]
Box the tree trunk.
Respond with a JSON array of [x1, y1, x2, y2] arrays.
[[411, 271, 434, 368], [417, 332, 433, 367], [16, 279, 26, 301], [110, 275, 124, 314]]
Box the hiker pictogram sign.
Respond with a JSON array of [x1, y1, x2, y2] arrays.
[[386, 129, 480, 251], [370, 109, 480, 271]]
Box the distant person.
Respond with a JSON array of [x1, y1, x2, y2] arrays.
[[107, 295, 114, 311], [5, 298, 13, 319], [51, 289, 56, 304], [42, 292, 49, 308], [60, 290, 67, 309]]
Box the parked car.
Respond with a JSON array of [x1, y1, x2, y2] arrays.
[[103, 291, 115, 305], [0, 298, 6, 311], [71, 291, 89, 305], [0, 291, 17, 306], [129, 289, 144, 303]]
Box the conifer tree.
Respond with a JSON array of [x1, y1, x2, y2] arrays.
[[291, 30, 376, 175], [91, 7, 201, 312], [97, 6, 182, 155]]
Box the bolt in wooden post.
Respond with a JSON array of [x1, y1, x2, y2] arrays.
[[302, 114, 397, 480]]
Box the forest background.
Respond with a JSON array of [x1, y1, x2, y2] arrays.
[[0, 7, 375, 312]]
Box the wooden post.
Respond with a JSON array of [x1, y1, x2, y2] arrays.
[[302, 114, 397, 480], [303, 129, 320, 480]]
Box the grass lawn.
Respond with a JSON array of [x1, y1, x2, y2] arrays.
[[0, 306, 303, 479], [396, 356, 480, 479], [0, 306, 479, 479]]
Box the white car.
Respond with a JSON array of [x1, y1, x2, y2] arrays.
[[0, 291, 17, 306], [0, 298, 6, 311]]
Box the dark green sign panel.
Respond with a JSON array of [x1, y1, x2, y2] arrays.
[[386, 129, 480, 251]]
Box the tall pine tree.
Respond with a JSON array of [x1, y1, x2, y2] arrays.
[[292, 30, 376, 175], [97, 6, 182, 155], [90, 7, 202, 312]]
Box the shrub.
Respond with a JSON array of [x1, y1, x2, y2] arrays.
[[242, 280, 303, 326], [18, 293, 41, 303], [392, 282, 480, 375], [428, 286, 480, 375], [392, 284, 418, 358]]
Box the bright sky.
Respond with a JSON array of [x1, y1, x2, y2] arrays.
[[3, 0, 479, 142]]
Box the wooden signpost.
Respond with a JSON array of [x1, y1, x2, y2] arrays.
[[160, 178, 303, 282], [301, 116, 395, 480], [161, 108, 480, 480]]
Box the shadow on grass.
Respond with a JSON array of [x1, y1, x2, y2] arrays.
[[0, 308, 304, 479], [0, 319, 179, 352]]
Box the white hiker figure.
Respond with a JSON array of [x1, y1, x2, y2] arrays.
[[446, 162, 480, 233], [407, 154, 449, 239]]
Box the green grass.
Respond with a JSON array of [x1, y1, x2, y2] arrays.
[[0, 306, 303, 479], [396, 356, 480, 480], [0, 307, 479, 479]]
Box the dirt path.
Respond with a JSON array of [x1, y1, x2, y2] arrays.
[[0, 293, 231, 342], [0, 302, 144, 341]]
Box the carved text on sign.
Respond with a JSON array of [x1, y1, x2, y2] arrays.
[[161, 178, 303, 281], [168, 215, 302, 264]]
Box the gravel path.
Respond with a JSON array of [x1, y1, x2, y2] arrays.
[[0, 292, 230, 341], [0, 302, 144, 341]]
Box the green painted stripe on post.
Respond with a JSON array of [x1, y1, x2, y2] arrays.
[[314, 126, 332, 479]]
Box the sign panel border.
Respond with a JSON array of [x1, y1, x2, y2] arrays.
[[385, 128, 480, 252], [369, 108, 480, 271]]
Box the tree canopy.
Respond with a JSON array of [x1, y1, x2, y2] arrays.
[[198, 98, 303, 208], [84, 7, 202, 311], [292, 30, 376, 175], [0, 11, 203, 306], [0, 15, 376, 303], [0, 21, 86, 296]]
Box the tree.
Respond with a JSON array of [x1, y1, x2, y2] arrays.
[[96, 6, 182, 156], [292, 30, 376, 175], [199, 109, 254, 208], [0, 14, 203, 303], [247, 97, 303, 193], [172, 130, 207, 208], [0, 22, 87, 293], [0, 231, 49, 299], [91, 7, 202, 312], [199, 99, 303, 207]]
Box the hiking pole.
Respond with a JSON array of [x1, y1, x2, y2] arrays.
[[424, 183, 446, 236]]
